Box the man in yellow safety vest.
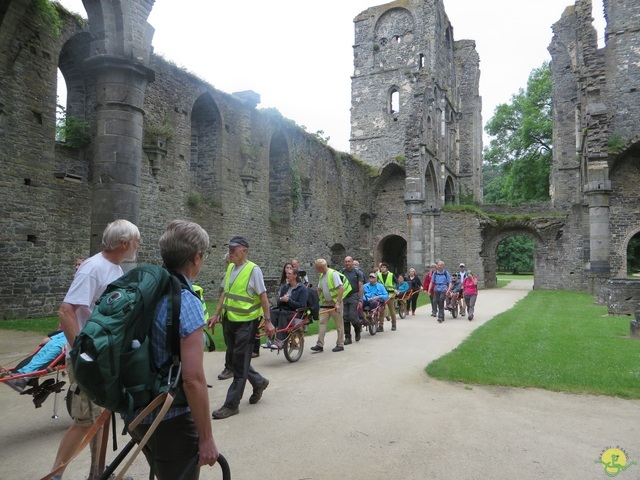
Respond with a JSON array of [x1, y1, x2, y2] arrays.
[[208, 236, 275, 419]]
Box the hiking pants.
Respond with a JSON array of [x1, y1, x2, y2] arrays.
[[222, 318, 267, 409], [343, 295, 361, 338]]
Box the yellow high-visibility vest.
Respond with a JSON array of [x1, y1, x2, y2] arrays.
[[319, 268, 352, 302], [222, 261, 263, 322]]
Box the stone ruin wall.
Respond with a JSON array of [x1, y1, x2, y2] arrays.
[[0, 4, 373, 319]]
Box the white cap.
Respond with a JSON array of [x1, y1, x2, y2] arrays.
[[459, 263, 465, 267]]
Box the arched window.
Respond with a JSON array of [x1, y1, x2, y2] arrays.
[[390, 89, 400, 114]]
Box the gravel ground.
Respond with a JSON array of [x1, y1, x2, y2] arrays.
[[1, 280, 638, 480]]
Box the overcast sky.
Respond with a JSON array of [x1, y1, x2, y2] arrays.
[[58, 0, 605, 152]]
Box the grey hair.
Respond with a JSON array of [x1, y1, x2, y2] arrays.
[[102, 219, 140, 250], [159, 220, 210, 271]]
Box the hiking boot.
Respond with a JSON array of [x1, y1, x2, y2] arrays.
[[431, 312, 436, 317], [249, 379, 269, 404], [355, 331, 361, 342], [344, 337, 352, 345], [332, 345, 344, 352], [437, 318, 444, 323], [468, 315, 474, 321], [211, 406, 239, 420], [310, 344, 324, 353], [376, 325, 384, 333], [391, 325, 397, 331], [217, 368, 233, 380]]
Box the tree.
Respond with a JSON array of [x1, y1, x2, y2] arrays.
[[484, 62, 552, 203], [496, 235, 535, 274]]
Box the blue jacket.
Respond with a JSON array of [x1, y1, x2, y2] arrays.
[[397, 281, 410, 294], [363, 282, 389, 302]]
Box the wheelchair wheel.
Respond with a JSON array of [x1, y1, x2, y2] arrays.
[[367, 317, 377, 335], [451, 302, 458, 318], [398, 301, 406, 319], [283, 330, 304, 363]]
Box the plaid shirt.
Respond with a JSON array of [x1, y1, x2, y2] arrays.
[[139, 280, 204, 423]]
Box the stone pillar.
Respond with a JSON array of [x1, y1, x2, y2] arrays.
[[584, 181, 612, 274], [405, 177, 425, 271], [85, 55, 155, 254]]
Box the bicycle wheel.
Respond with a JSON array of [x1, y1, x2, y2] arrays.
[[451, 301, 458, 318], [367, 315, 377, 335], [283, 330, 304, 363], [398, 301, 406, 319]]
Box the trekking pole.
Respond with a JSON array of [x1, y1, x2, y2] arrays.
[[178, 453, 231, 480], [96, 440, 136, 480]]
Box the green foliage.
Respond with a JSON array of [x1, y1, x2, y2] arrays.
[[313, 130, 330, 145], [484, 62, 552, 203], [627, 235, 640, 275], [34, 0, 63, 37], [427, 290, 640, 398], [144, 121, 173, 146], [496, 235, 535, 274], [55, 105, 91, 149], [187, 191, 203, 207], [394, 155, 406, 165], [607, 133, 626, 154]]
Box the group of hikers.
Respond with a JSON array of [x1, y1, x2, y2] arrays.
[[2, 220, 480, 479]]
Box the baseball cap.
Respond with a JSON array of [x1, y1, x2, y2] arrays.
[[368, 272, 377, 278], [226, 236, 249, 248], [459, 263, 465, 267]]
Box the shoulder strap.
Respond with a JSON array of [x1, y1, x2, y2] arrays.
[[167, 274, 183, 365]]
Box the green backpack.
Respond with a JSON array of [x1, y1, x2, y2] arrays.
[[70, 264, 187, 419]]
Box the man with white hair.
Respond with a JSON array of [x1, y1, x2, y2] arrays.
[[49, 219, 140, 480], [311, 258, 349, 352]]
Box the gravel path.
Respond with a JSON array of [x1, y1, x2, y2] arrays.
[[1, 280, 638, 479]]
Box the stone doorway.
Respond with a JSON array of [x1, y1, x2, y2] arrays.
[[377, 234, 407, 276]]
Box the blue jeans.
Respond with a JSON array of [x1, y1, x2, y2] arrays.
[[434, 291, 447, 319]]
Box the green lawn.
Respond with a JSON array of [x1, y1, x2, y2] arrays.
[[426, 289, 640, 399]]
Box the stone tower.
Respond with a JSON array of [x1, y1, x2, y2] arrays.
[[350, 0, 482, 270]]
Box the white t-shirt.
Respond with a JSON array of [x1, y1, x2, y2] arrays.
[[63, 251, 124, 331], [319, 270, 342, 303]]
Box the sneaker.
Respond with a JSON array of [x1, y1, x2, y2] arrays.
[[262, 339, 274, 349], [332, 345, 344, 352], [211, 406, 239, 419], [310, 344, 324, 353], [355, 331, 361, 342], [431, 312, 436, 317], [469, 315, 474, 321], [461, 312, 466, 316], [386, 316, 391, 322], [411, 311, 415, 316], [217, 368, 233, 380], [249, 379, 269, 404], [271, 340, 284, 350], [437, 318, 444, 323], [391, 325, 396, 331], [376, 325, 384, 333], [344, 337, 352, 345]]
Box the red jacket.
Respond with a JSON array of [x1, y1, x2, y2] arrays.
[[423, 272, 433, 292]]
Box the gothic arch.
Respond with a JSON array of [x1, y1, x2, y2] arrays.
[[58, 32, 91, 119], [444, 175, 455, 204], [375, 234, 408, 275], [268, 130, 292, 227], [424, 160, 438, 209], [190, 93, 222, 202]]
